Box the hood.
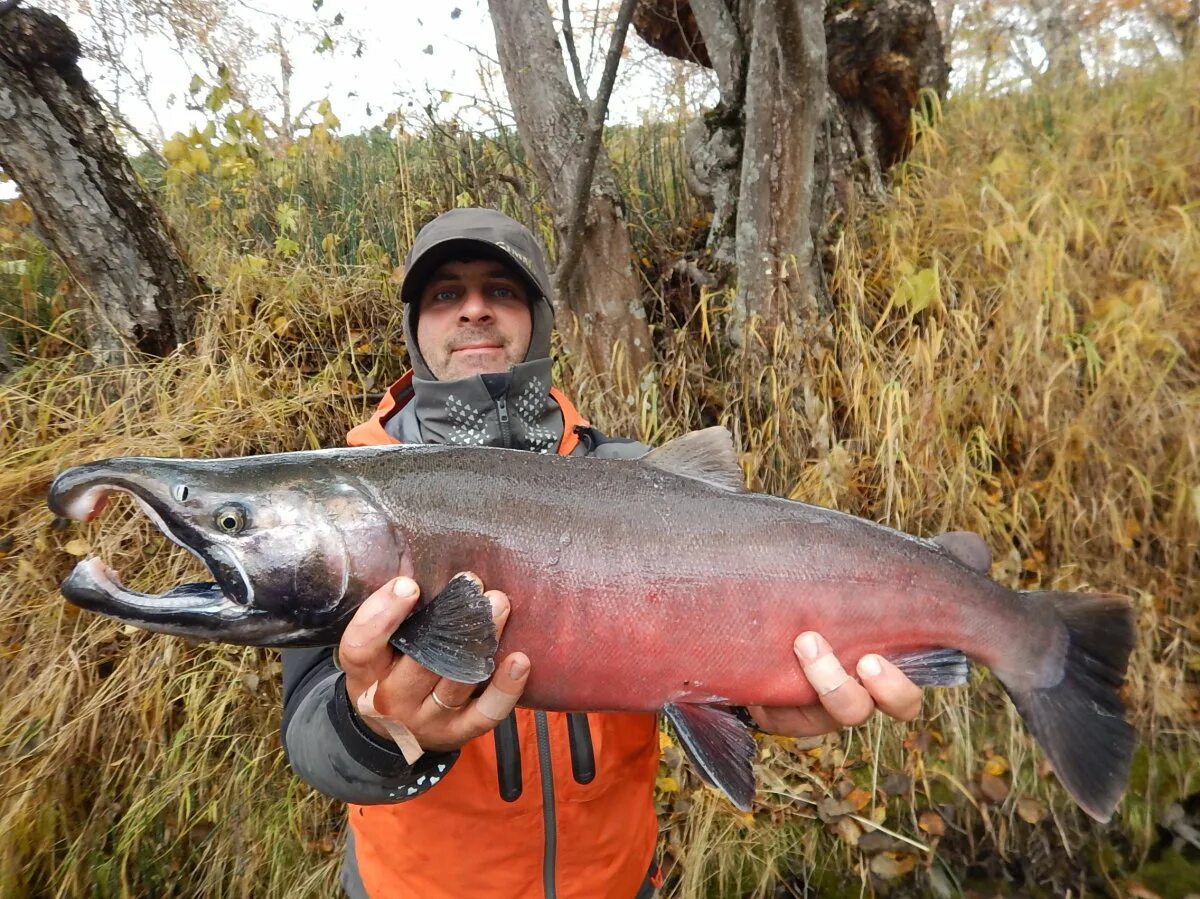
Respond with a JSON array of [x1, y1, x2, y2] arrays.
[[399, 207, 556, 381]]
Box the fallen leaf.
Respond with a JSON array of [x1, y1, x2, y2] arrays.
[[983, 755, 1010, 777], [817, 797, 857, 821], [980, 771, 1010, 803], [918, 811, 946, 836], [1016, 797, 1047, 824], [846, 787, 873, 810], [833, 816, 861, 847], [870, 852, 917, 879], [63, 539, 91, 556]]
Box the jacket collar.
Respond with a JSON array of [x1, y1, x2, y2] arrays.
[[346, 367, 588, 456]]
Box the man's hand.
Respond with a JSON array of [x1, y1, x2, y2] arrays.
[[748, 632, 923, 737], [338, 572, 530, 753]]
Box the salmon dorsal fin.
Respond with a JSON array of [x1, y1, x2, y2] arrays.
[[641, 427, 746, 492]]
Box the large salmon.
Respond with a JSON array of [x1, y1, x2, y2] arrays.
[[46, 428, 1135, 822]]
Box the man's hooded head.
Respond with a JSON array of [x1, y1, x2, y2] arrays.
[[400, 208, 555, 381]]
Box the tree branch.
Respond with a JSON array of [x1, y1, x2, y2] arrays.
[[560, 0, 590, 105], [96, 90, 166, 168], [554, 0, 637, 300]]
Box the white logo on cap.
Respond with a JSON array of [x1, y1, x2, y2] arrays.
[[496, 241, 534, 272]]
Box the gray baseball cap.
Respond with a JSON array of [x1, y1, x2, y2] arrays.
[[399, 208, 555, 305]]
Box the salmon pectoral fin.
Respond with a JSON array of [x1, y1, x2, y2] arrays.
[[388, 574, 498, 684], [887, 648, 970, 687], [663, 703, 756, 812], [1002, 591, 1136, 824]]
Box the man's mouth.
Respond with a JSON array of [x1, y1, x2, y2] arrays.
[[452, 342, 504, 353]]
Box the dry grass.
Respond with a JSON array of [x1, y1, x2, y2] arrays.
[[1, 59, 1198, 897]]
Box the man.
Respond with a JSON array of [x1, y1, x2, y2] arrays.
[[281, 208, 951, 899]]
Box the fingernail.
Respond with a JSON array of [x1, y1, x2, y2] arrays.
[[796, 633, 821, 660], [858, 654, 883, 677], [392, 577, 418, 599], [490, 592, 510, 619], [509, 657, 529, 679]]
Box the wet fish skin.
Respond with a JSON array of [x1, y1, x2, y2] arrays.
[[46, 429, 1136, 822]]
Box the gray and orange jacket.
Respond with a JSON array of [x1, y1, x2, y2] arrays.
[[281, 370, 663, 899]]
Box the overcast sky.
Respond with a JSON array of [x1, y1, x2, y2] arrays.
[[1, 0, 711, 200]]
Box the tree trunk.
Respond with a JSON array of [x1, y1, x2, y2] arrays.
[[731, 0, 826, 339], [0, 6, 203, 363], [637, 0, 949, 337], [488, 0, 653, 384]]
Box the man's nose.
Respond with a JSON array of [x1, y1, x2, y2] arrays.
[[458, 287, 494, 321]]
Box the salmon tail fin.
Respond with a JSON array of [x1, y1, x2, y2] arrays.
[[1002, 591, 1136, 823], [388, 574, 498, 683]]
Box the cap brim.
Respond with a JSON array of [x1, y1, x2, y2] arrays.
[[400, 238, 544, 304]]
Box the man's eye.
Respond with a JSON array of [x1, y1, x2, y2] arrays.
[[433, 289, 458, 302], [493, 286, 514, 298]]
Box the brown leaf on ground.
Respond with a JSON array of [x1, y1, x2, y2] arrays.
[[980, 770, 1010, 803], [833, 816, 861, 847], [870, 852, 917, 879], [918, 810, 946, 835], [1016, 797, 1047, 824]]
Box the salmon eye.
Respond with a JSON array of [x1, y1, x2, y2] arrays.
[[215, 505, 247, 534], [172, 484, 189, 502]]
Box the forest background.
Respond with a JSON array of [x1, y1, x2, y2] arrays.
[[0, 0, 1198, 896]]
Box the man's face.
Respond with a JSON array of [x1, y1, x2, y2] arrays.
[[414, 259, 534, 381]]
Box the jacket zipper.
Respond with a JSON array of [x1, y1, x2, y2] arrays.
[[495, 395, 512, 448], [535, 711, 557, 899], [497, 389, 554, 895]]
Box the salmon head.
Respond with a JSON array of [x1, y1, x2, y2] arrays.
[[46, 449, 407, 645]]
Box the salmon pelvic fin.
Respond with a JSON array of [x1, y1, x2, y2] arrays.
[[1002, 591, 1136, 823], [388, 574, 498, 684], [663, 703, 757, 811]]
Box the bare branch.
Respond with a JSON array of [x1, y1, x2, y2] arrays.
[[95, 90, 166, 167], [554, 0, 637, 300], [561, 0, 590, 105]]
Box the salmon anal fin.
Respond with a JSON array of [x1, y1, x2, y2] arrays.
[[663, 703, 756, 811], [389, 574, 497, 683], [886, 648, 970, 687]]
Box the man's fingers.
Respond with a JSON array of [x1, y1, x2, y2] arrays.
[[856, 654, 923, 721], [795, 632, 876, 727], [462, 653, 530, 729], [339, 577, 421, 688], [419, 653, 531, 752], [747, 703, 841, 738]]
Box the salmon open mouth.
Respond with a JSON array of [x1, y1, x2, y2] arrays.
[[52, 481, 253, 624]]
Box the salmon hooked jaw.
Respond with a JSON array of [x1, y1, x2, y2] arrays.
[[46, 450, 408, 646], [51, 476, 258, 635]]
